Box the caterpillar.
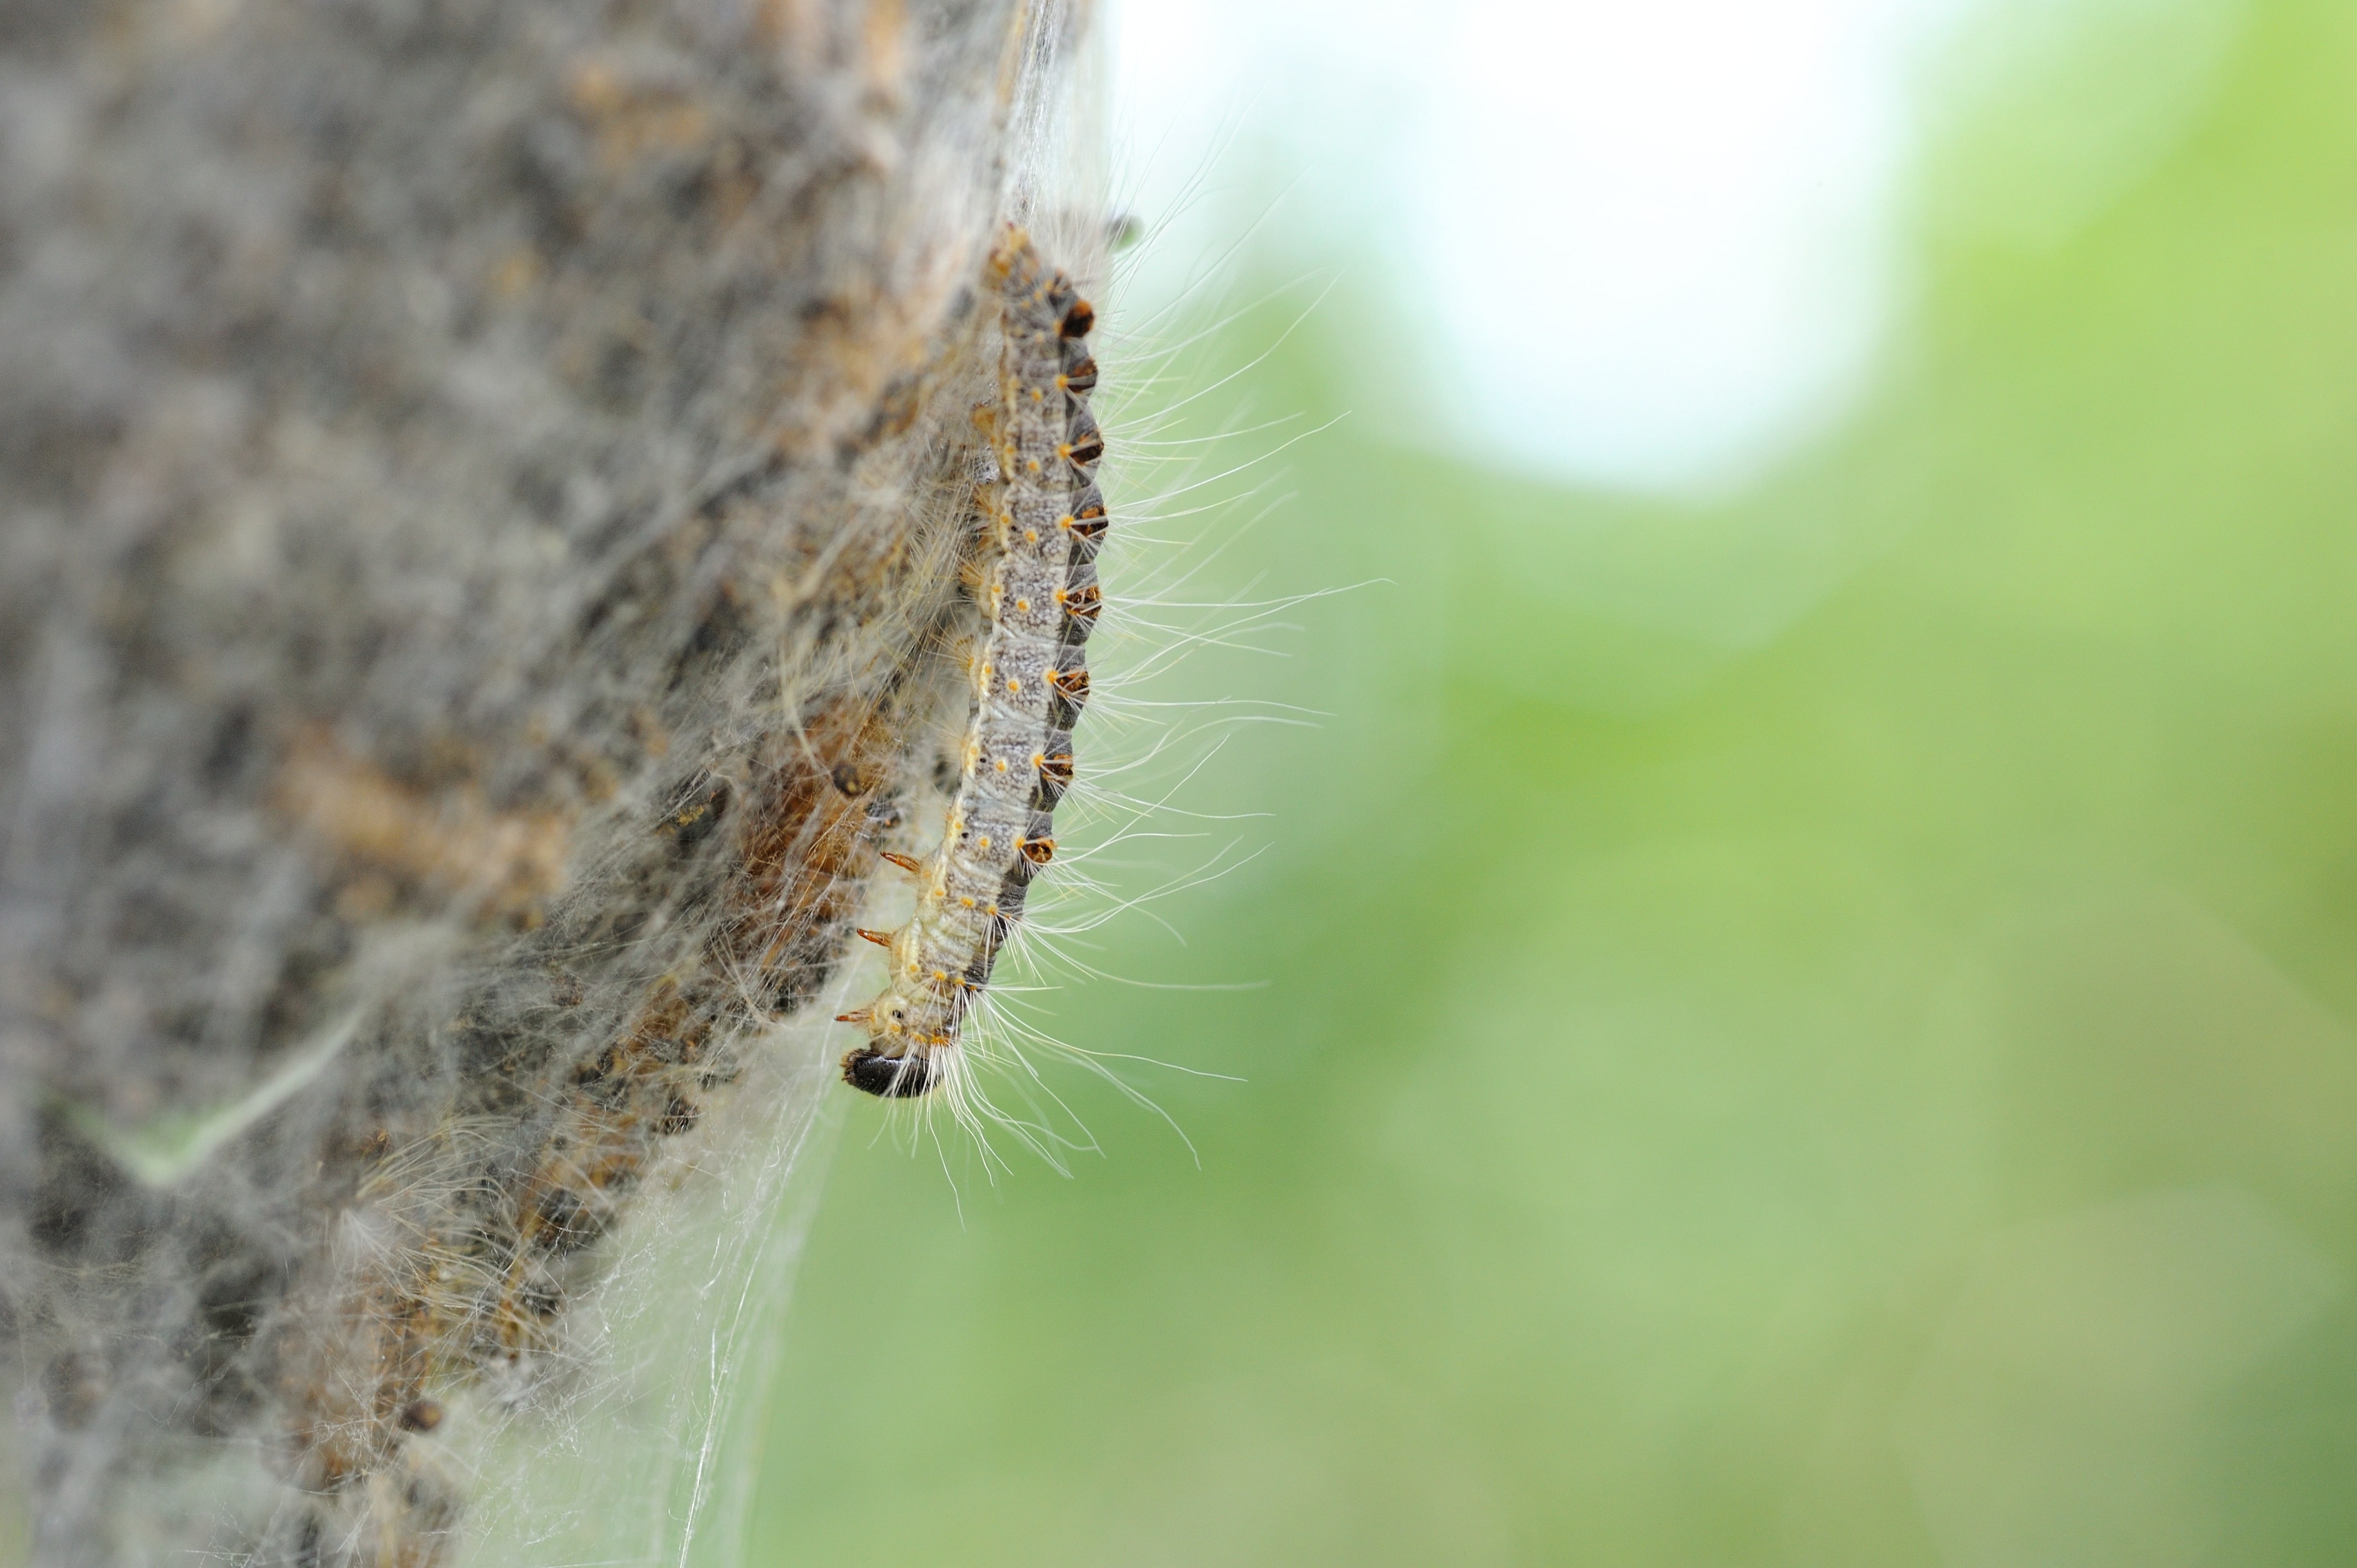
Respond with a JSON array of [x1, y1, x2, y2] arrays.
[[836, 225, 1105, 1099]]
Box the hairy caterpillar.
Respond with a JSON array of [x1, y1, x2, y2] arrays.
[[836, 226, 1104, 1099]]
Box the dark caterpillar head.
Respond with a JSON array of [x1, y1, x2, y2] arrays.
[[841, 1046, 941, 1098]]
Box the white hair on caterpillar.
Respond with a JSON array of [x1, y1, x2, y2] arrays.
[[827, 195, 1349, 1185]]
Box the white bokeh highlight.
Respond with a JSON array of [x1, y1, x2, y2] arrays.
[[1108, 0, 1969, 496]]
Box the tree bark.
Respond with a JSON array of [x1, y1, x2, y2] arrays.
[[0, 1, 1087, 1560]]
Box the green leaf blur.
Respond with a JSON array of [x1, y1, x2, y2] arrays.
[[753, 3, 2357, 1562]]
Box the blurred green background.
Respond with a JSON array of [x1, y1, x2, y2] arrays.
[[752, 1, 2357, 1562]]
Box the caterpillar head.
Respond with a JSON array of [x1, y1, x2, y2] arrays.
[[840, 1042, 941, 1098], [838, 990, 945, 1097]]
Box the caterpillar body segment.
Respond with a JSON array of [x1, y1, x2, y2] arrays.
[[841, 228, 1103, 1100]]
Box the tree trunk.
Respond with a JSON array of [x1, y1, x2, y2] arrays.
[[0, 1, 1094, 1560]]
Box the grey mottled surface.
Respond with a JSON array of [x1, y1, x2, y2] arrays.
[[0, 0, 1089, 1559]]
